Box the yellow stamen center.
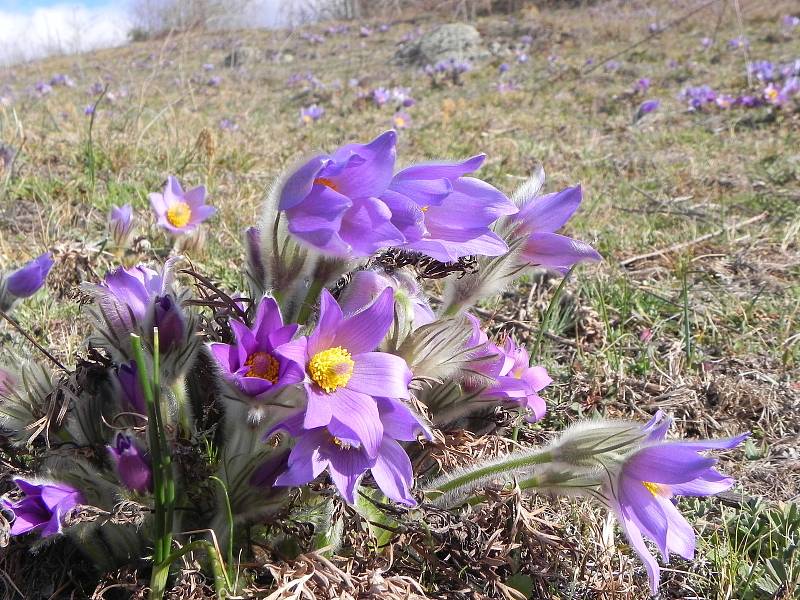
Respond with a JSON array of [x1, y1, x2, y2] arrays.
[[309, 346, 354, 393], [244, 351, 280, 382], [420, 205, 429, 213], [331, 436, 352, 450], [642, 481, 668, 497], [166, 201, 192, 228], [394, 116, 406, 127], [302, 114, 312, 123], [314, 177, 339, 192]]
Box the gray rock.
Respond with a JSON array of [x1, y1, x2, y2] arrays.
[[395, 23, 485, 66]]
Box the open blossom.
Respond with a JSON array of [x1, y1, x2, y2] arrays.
[[272, 396, 430, 504], [381, 154, 518, 261], [2, 252, 54, 299], [109, 204, 135, 248], [278, 130, 403, 257], [392, 111, 411, 129], [209, 296, 304, 402], [464, 315, 551, 421], [300, 104, 324, 124], [108, 432, 152, 494], [604, 415, 748, 594], [512, 185, 601, 273], [275, 288, 412, 458], [150, 176, 215, 234], [1, 478, 84, 538]]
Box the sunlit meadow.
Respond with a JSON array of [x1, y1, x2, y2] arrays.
[[1, 1, 799, 598]]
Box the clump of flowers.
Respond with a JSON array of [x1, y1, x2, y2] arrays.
[[300, 104, 324, 124], [424, 58, 473, 86], [0, 130, 748, 600]]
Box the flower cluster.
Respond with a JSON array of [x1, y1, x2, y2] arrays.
[[424, 58, 473, 86]]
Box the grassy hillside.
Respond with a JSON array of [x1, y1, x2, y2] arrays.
[[1, 0, 798, 597]]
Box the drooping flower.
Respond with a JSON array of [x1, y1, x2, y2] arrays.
[[635, 99, 660, 119], [300, 104, 324, 124], [108, 432, 152, 494], [274, 288, 412, 458], [209, 296, 304, 403], [116, 361, 146, 414], [511, 185, 601, 273], [109, 204, 135, 248], [272, 395, 430, 505], [381, 154, 518, 261], [1, 478, 84, 538], [277, 130, 404, 257], [150, 176, 215, 234], [2, 252, 54, 299], [604, 425, 748, 595]]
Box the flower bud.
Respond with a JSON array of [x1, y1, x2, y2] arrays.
[[107, 432, 152, 494]]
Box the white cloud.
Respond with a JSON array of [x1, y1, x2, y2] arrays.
[[0, 3, 131, 66]]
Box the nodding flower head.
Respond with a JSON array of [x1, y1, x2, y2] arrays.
[[150, 176, 215, 234], [1, 478, 84, 538], [1, 252, 54, 310], [107, 432, 152, 494], [109, 204, 135, 248]]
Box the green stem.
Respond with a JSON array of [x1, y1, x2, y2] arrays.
[[209, 476, 235, 576], [426, 449, 553, 502], [150, 541, 230, 600], [296, 277, 325, 324]]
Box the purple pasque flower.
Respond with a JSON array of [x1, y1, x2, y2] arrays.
[[109, 204, 134, 248], [372, 87, 391, 106], [635, 78, 651, 93], [392, 111, 411, 129], [700, 36, 713, 48], [3, 252, 54, 298], [680, 85, 717, 109], [782, 15, 800, 29], [209, 296, 304, 402], [274, 288, 412, 460], [636, 99, 660, 118], [381, 154, 518, 262], [498, 62, 510, 73], [150, 176, 215, 234], [278, 130, 404, 257], [715, 94, 735, 109], [604, 423, 748, 595], [116, 361, 146, 414], [272, 395, 430, 505], [300, 104, 324, 124], [1, 478, 84, 538], [337, 268, 435, 330], [91, 263, 185, 352], [748, 60, 775, 82], [512, 185, 601, 273], [108, 432, 152, 494]]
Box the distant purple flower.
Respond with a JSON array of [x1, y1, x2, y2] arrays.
[[728, 36, 749, 49], [519, 34, 533, 45], [381, 154, 518, 261], [605, 416, 748, 595], [782, 15, 800, 29], [34, 82, 52, 96], [274, 288, 412, 460], [108, 432, 152, 494], [3, 252, 53, 298], [390, 86, 415, 107], [209, 297, 304, 403], [736, 94, 762, 108], [203, 63, 215, 71], [1, 478, 84, 538], [278, 130, 403, 257], [392, 111, 411, 129], [84, 104, 95, 116], [680, 85, 717, 109], [636, 99, 661, 119], [513, 185, 601, 272], [50, 74, 74, 87], [715, 94, 735, 109], [272, 393, 429, 505], [604, 60, 621, 72], [635, 78, 651, 93], [648, 22, 663, 33], [748, 60, 775, 82], [379, 24, 390, 33], [496, 81, 519, 94], [109, 204, 134, 248], [700, 37, 713, 48], [207, 76, 222, 87], [498, 63, 510, 73], [764, 83, 783, 104], [300, 104, 324, 124], [516, 53, 529, 64], [89, 82, 105, 95], [372, 87, 391, 106], [150, 176, 215, 234], [219, 118, 239, 131], [359, 26, 372, 37]]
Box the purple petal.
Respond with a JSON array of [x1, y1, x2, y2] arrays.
[[308, 289, 344, 356], [339, 196, 404, 256], [616, 500, 662, 595], [670, 470, 735, 496], [391, 154, 486, 183], [275, 430, 329, 486], [333, 287, 394, 354], [278, 154, 327, 211], [285, 185, 352, 255], [303, 385, 334, 429], [522, 232, 601, 273], [658, 496, 696, 559], [371, 437, 416, 506], [326, 387, 383, 458], [425, 177, 517, 229], [325, 445, 372, 503], [376, 397, 431, 441], [515, 185, 582, 234], [326, 130, 396, 199], [624, 446, 718, 484], [253, 297, 284, 341], [348, 352, 412, 400]]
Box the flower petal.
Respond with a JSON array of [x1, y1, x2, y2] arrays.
[[278, 154, 327, 211], [376, 397, 431, 441], [348, 353, 412, 400], [371, 437, 416, 506], [333, 287, 394, 354], [522, 232, 601, 273], [515, 185, 582, 234], [326, 387, 383, 458]]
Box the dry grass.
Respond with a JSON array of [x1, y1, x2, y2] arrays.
[[1, 0, 799, 597]]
